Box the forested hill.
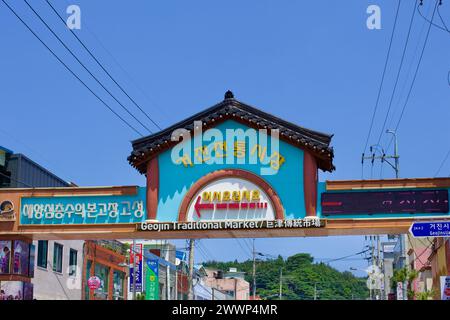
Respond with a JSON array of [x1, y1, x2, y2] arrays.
[[203, 253, 368, 300]]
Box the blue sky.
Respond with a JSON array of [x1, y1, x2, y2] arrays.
[[1, 0, 449, 276]]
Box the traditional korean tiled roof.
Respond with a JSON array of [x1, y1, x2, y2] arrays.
[[128, 91, 335, 173]]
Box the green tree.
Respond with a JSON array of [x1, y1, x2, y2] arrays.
[[203, 253, 368, 300]]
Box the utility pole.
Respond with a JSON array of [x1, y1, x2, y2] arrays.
[[165, 243, 170, 300], [370, 236, 374, 300], [175, 265, 178, 300], [314, 283, 317, 300], [187, 239, 195, 301], [387, 130, 400, 179], [361, 129, 399, 179], [377, 235, 382, 300], [278, 268, 282, 300], [252, 239, 256, 300]]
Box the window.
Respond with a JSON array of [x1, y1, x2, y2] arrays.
[[0, 240, 11, 274], [94, 263, 109, 300], [53, 243, 63, 273], [37, 240, 48, 269], [113, 271, 125, 300], [69, 249, 77, 276]]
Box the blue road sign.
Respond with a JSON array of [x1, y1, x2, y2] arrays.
[[409, 221, 450, 238]]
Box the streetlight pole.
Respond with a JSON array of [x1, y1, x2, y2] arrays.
[[252, 239, 256, 300], [188, 239, 195, 301]]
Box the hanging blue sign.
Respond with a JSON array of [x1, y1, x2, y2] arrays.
[[409, 221, 450, 238], [129, 260, 143, 293]]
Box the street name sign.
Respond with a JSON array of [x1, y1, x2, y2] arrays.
[[409, 221, 450, 238]]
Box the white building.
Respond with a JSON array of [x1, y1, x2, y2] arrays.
[[32, 240, 84, 300]]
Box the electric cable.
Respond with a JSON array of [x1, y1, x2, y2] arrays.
[[0, 0, 144, 136], [45, 0, 162, 131], [362, 0, 402, 158], [385, 0, 439, 151], [434, 147, 450, 176], [417, 0, 450, 34], [23, 0, 152, 134], [375, 0, 418, 147]]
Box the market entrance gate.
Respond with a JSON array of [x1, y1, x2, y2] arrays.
[[1, 92, 449, 241]]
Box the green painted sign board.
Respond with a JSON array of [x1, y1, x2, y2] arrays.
[[145, 259, 159, 300]]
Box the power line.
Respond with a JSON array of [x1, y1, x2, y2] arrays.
[[0, 0, 143, 136], [198, 241, 217, 261], [417, 0, 450, 34], [362, 0, 402, 158], [45, 0, 162, 131], [59, 0, 170, 123], [195, 240, 215, 262], [235, 239, 252, 259], [375, 0, 418, 147], [434, 147, 450, 176], [318, 249, 370, 264], [243, 239, 254, 255], [23, 0, 152, 134], [385, 0, 439, 151], [437, 2, 450, 33]]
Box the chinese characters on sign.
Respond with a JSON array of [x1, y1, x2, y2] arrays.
[[138, 218, 325, 232], [20, 188, 146, 225], [174, 140, 286, 171]]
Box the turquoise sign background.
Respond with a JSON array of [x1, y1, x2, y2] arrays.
[[20, 187, 147, 225], [156, 119, 306, 221]]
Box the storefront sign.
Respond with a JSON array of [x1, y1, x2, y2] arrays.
[[20, 187, 146, 225], [88, 276, 101, 290], [129, 243, 143, 293], [0, 200, 15, 221], [185, 178, 275, 221], [145, 259, 159, 300], [321, 189, 449, 216], [441, 276, 450, 300]]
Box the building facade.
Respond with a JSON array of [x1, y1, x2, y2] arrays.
[[1, 146, 83, 300], [427, 237, 450, 299], [204, 268, 250, 300], [32, 240, 84, 300], [82, 240, 128, 300]]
